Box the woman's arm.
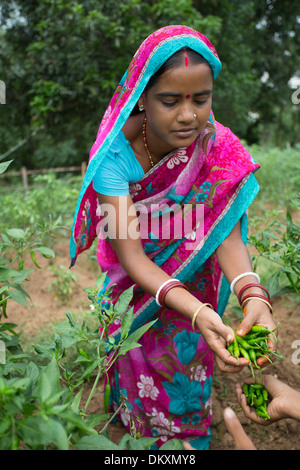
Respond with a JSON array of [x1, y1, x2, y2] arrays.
[[97, 193, 247, 369], [216, 220, 277, 367]]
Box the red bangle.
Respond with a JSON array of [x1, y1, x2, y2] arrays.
[[238, 283, 270, 305], [159, 281, 188, 308]]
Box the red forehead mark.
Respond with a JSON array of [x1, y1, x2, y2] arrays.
[[184, 55, 189, 67], [186, 94, 191, 99]]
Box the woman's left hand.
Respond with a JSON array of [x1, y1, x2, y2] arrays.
[[195, 305, 250, 373], [235, 299, 278, 367]]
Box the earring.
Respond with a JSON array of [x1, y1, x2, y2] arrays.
[[139, 104, 144, 112]]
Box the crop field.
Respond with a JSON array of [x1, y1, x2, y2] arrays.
[[0, 144, 300, 450]]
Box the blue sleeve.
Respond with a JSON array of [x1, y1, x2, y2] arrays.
[[92, 133, 144, 196], [92, 152, 131, 196]]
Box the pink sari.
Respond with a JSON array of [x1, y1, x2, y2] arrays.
[[70, 26, 260, 449]]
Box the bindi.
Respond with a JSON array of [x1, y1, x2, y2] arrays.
[[185, 94, 191, 99]]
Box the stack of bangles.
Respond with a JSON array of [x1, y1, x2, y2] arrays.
[[155, 279, 213, 333], [230, 272, 273, 313], [155, 278, 188, 308]]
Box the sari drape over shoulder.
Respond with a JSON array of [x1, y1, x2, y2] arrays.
[[70, 25, 260, 449]]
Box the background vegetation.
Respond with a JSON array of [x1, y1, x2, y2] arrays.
[[0, 0, 299, 170]]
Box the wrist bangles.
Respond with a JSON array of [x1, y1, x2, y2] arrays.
[[155, 279, 213, 331], [155, 279, 188, 307]]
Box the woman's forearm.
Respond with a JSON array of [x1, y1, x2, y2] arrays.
[[122, 251, 201, 320], [216, 221, 265, 299]]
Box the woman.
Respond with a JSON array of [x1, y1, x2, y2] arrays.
[[70, 25, 276, 449]]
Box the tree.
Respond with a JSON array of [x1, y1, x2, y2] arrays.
[[0, 0, 220, 169]]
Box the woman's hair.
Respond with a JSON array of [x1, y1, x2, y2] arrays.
[[131, 47, 212, 114], [145, 47, 212, 91]]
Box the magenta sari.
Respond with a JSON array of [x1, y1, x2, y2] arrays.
[[70, 26, 260, 449]]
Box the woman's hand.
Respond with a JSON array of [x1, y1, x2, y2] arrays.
[[236, 300, 278, 367], [237, 374, 300, 425], [195, 305, 250, 372]]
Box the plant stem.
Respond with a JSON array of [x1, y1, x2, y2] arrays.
[[286, 272, 299, 295], [99, 401, 123, 435], [83, 367, 102, 413]]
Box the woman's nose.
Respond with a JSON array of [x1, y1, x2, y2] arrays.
[[177, 102, 195, 123]]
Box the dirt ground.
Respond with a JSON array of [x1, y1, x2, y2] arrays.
[[6, 239, 300, 451]]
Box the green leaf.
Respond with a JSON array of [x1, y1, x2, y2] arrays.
[[120, 306, 134, 341], [0, 267, 22, 281], [6, 228, 26, 239], [114, 285, 134, 315], [37, 358, 61, 404], [116, 319, 157, 357], [0, 160, 13, 174], [70, 386, 83, 413], [95, 272, 107, 291], [19, 415, 69, 450], [127, 435, 158, 450], [117, 341, 142, 357], [9, 286, 30, 307], [159, 438, 183, 450], [10, 269, 34, 284], [78, 359, 99, 380], [75, 434, 120, 450], [85, 412, 111, 428], [55, 409, 97, 435], [33, 246, 55, 258]]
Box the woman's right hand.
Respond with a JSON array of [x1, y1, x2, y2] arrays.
[[236, 374, 300, 424], [195, 305, 250, 373]]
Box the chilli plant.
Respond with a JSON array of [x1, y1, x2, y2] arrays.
[[248, 196, 300, 298], [0, 271, 182, 450]]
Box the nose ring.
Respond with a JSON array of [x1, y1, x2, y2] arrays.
[[193, 113, 197, 119]]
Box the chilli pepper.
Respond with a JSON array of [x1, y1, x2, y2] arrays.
[[236, 336, 252, 350], [243, 383, 271, 420], [242, 384, 249, 397], [104, 377, 111, 413]]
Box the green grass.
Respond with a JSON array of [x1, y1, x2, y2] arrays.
[[246, 143, 300, 207]]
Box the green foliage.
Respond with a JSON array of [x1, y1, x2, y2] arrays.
[[0, 272, 185, 450], [48, 265, 77, 305], [247, 143, 300, 205], [248, 201, 300, 297], [0, 173, 80, 230], [0, 0, 220, 170], [0, 223, 59, 318]]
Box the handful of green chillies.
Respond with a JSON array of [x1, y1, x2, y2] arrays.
[[227, 322, 283, 381], [242, 383, 271, 420]]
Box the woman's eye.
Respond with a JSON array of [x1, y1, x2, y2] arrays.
[[162, 101, 176, 107], [195, 100, 208, 105]]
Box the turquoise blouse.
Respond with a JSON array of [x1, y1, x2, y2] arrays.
[[92, 131, 144, 196]]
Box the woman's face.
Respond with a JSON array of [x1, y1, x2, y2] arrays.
[[140, 62, 213, 158]]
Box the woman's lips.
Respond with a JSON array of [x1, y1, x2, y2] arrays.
[[173, 129, 195, 138]]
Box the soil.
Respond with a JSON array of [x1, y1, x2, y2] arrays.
[[5, 239, 300, 451]]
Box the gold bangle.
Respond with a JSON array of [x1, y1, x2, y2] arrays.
[[241, 296, 273, 314], [192, 303, 213, 332]]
